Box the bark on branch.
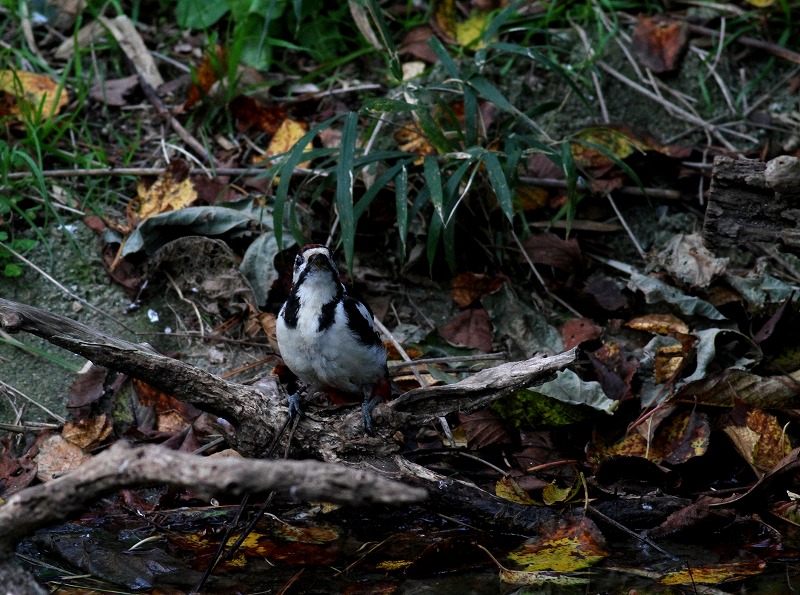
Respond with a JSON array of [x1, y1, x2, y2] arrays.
[[703, 155, 800, 251], [0, 441, 425, 554], [0, 297, 277, 456], [0, 298, 578, 460]]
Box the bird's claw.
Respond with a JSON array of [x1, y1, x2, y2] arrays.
[[286, 392, 303, 419], [361, 395, 381, 436]]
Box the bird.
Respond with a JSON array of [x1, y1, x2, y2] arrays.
[[275, 244, 390, 434]]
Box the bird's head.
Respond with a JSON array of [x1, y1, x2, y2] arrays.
[[292, 244, 340, 289]]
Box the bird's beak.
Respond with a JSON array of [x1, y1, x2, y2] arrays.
[[308, 253, 328, 270]]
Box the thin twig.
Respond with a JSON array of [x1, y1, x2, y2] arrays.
[[596, 61, 739, 152], [587, 505, 678, 560], [605, 192, 645, 259], [511, 230, 583, 318], [388, 352, 506, 370], [373, 318, 427, 388], [517, 176, 682, 200], [0, 380, 66, 424], [138, 76, 218, 168]]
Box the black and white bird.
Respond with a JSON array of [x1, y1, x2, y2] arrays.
[[276, 244, 390, 434]]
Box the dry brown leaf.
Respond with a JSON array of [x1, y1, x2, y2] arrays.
[[35, 434, 90, 482], [89, 74, 139, 107], [631, 16, 688, 74], [654, 343, 684, 384], [184, 45, 225, 110], [451, 272, 506, 307], [562, 318, 603, 350], [259, 117, 310, 165], [439, 307, 493, 352], [62, 414, 113, 450], [458, 409, 512, 449], [626, 313, 689, 335]]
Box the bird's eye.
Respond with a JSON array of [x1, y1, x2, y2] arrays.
[[294, 254, 303, 267]]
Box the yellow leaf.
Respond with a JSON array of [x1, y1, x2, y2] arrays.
[[0, 70, 69, 120], [133, 168, 197, 222], [496, 476, 538, 505], [454, 11, 490, 49]]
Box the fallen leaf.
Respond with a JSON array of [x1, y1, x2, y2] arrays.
[[62, 414, 113, 450], [89, 74, 139, 107], [522, 233, 585, 274], [584, 277, 628, 311], [229, 95, 287, 135], [562, 318, 603, 350], [722, 409, 792, 476], [653, 343, 685, 383], [35, 434, 90, 481], [508, 515, 607, 572], [458, 409, 512, 449], [127, 159, 198, 226], [399, 26, 439, 63], [431, 0, 493, 49], [257, 117, 310, 165], [0, 70, 69, 120], [661, 560, 766, 585], [588, 342, 637, 401], [0, 449, 37, 497], [451, 272, 506, 307], [496, 475, 538, 505], [626, 313, 689, 335], [631, 16, 689, 73], [439, 307, 493, 351], [184, 45, 225, 109], [653, 233, 728, 288]]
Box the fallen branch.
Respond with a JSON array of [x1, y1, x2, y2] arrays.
[[0, 442, 425, 554], [0, 442, 425, 593], [0, 298, 578, 460], [0, 297, 279, 456], [391, 348, 579, 420]]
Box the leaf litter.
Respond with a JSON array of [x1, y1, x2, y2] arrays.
[[4, 1, 800, 592]]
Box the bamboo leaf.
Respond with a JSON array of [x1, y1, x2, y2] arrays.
[[396, 165, 408, 258], [337, 111, 359, 272], [274, 115, 339, 250], [424, 155, 444, 223], [484, 151, 513, 221]]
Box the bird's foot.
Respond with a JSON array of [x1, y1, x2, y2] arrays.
[[286, 392, 304, 419], [361, 395, 381, 436]]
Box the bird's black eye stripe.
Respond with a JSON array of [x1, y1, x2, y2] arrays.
[[343, 297, 381, 347]]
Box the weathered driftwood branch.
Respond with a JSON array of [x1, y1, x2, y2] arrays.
[[703, 155, 800, 251], [0, 297, 278, 456], [0, 441, 425, 553], [391, 349, 578, 420], [0, 442, 425, 594], [0, 298, 578, 460]]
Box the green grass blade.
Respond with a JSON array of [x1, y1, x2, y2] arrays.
[[337, 111, 359, 272], [560, 140, 578, 236], [396, 164, 408, 258], [424, 155, 444, 223], [428, 36, 461, 79], [273, 115, 339, 250], [353, 156, 415, 221], [484, 151, 513, 222], [488, 42, 590, 108]]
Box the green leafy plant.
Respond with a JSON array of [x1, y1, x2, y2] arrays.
[[0, 232, 36, 277]]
